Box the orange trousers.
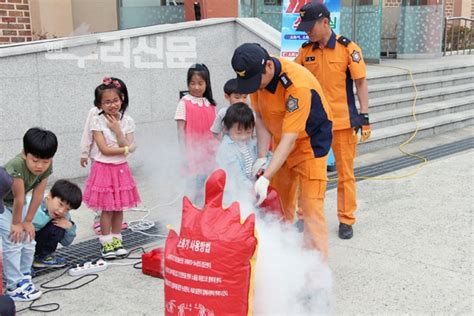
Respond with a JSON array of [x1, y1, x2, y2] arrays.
[[332, 128, 358, 226], [271, 157, 328, 258]]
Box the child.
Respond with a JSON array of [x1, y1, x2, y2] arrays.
[[175, 64, 217, 200], [80, 76, 129, 168], [79, 77, 129, 235], [0, 127, 58, 301], [210, 78, 248, 139], [216, 103, 270, 204], [82, 76, 140, 259], [0, 167, 13, 214], [32, 179, 82, 268]]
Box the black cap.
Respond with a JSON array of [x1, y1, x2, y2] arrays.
[[296, 3, 330, 32], [0, 167, 13, 214], [231, 43, 271, 94]]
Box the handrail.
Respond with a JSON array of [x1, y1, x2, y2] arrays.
[[446, 17, 474, 22], [443, 17, 473, 56]]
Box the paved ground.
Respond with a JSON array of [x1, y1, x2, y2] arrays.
[[11, 126, 472, 315]]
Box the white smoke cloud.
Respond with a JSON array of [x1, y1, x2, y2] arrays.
[[138, 129, 333, 314], [239, 199, 334, 315]]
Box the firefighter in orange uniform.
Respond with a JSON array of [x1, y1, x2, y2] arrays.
[[231, 43, 333, 258], [295, 3, 371, 239]]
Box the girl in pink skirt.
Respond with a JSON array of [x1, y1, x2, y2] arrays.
[[83, 76, 141, 259], [175, 64, 217, 203]]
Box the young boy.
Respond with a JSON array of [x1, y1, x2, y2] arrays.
[[0, 167, 14, 299], [0, 127, 58, 301], [216, 103, 271, 204], [210, 78, 248, 139], [32, 179, 82, 268]]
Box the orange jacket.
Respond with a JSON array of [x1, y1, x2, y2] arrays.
[[250, 57, 333, 173], [295, 31, 366, 130]]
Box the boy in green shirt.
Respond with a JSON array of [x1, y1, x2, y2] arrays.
[[0, 127, 58, 302]]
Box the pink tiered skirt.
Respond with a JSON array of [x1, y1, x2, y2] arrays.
[[83, 161, 141, 211]]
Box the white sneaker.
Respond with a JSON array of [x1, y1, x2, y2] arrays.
[[7, 278, 42, 302], [111, 237, 128, 257], [101, 241, 116, 259]]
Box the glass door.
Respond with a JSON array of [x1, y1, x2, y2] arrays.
[[118, 0, 185, 30], [397, 0, 445, 57], [340, 0, 382, 62], [239, 0, 283, 30]]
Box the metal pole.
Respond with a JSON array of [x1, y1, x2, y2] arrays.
[[456, 19, 460, 54], [443, 17, 448, 56], [462, 19, 466, 54], [116, 0, 122, 30], [252, 0, 257, 18], [351, 0, 356, 41], [450, 19, 454, 54], [469, 20, 472, 55]]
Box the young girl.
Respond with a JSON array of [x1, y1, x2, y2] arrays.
[[216, 103, 259, 204], [175, 64, 217, 202], [80, 77, 129, 168], [82, 76, 140, 259], [80, 77, 129, 234]]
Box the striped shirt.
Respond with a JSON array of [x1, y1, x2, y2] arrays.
[[238, 142, 254, 179]]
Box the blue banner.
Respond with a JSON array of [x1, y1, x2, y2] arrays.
[[280, 0, 341, 59]]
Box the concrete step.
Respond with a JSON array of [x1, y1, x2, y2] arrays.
[[358, 109, 474, 154], [366, 64, 474, 85], [367, 71, 474, 99], [370, 95, 474, 129], [367, 82, 474, 113]]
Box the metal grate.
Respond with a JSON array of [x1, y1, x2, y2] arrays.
[[327, 137, 473, 190], [32, 224, 167, 278], [32, 137, 473, 278]]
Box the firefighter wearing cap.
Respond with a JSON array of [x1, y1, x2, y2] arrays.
[[231, 43, 333, 258], [295, 3, 371, 239]]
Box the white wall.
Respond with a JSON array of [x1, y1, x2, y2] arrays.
[[0, 18, 280, 180]]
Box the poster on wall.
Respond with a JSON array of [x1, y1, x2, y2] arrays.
[[280, 0, 341, 59]]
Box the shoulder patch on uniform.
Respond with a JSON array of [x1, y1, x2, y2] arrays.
[[351, 50, 362, 63], [279, 73, 293, 89], [286, 95, 299, 113], [337, 36, 351, 47], [302, 41, 312, 48]]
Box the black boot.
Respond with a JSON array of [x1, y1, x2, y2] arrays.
[[295, 219, 304, 233], [338, 223, 353, 239]]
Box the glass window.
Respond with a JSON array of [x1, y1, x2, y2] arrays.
[[264, 0, 282, 5]]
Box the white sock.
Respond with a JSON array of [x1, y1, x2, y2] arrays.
[[99, 234, 113, 245], [111, 233, 122, 241]]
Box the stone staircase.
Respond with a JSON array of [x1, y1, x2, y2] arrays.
[[358, 63, 474, 153], [237, 17, 473, 155]]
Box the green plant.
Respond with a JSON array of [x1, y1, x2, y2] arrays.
[[446, 25, 472, 51], [31, 30, 58, 41]]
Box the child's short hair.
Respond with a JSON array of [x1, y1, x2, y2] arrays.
[[222, 102, 255, 131], [23, 127, 58, 159], [223, 78, 239, 96], [94, 76, 129, 115], [50, 179, 82, 210]]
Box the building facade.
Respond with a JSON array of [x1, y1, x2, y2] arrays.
[[1, 0, 472, 58], [0, 0, 32, 44]]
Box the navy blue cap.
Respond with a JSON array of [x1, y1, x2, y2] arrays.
[[231, 43, 271, 94], [0, 167, 13, 214], [296, 3, 330, 32]]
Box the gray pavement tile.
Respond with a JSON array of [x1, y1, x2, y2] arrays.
[[16, 131, 473, 315]]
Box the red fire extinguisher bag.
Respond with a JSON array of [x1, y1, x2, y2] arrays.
[[164, 169, 258, 316]]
